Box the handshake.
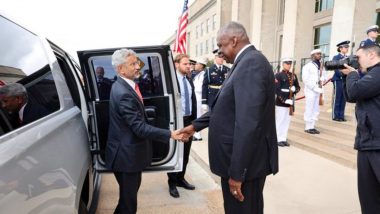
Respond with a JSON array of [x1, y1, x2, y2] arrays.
[[170, 125, 197, 142]]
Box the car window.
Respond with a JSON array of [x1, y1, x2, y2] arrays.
[[89, 53, 165, 100], [0, 16, 60, 135]]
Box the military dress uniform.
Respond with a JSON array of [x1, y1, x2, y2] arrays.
[[275, 67, 300, 146], [201, 63, 229, 108], [302, 49, 327, 134], [331, 40, 350, 121]]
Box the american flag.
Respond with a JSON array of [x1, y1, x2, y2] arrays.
[[174, 0, 189, 54]]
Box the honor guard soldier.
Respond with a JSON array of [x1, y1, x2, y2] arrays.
[[201, 49, 230, 112], [302, 49, 327, 134], [331, 40, 350, 122], [359, 25, 379, 48], [275, 58, 300, 147]]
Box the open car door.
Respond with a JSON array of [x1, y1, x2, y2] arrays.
[[77, 45, 183, 172]]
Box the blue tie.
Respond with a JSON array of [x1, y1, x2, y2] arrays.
[[183, 76, 190, 115]]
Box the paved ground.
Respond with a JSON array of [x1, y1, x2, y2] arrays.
[[96, 130, 361, 214]]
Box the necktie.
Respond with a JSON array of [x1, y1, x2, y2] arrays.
[[135, 84, 143, 102], [183, 76, 190, 115]]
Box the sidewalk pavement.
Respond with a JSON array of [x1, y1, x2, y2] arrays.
[[191, 129, 361, 214]]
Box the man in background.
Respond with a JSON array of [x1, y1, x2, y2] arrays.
[[201, 49, 229, 112], [167, 54, 197, 198], [342, 43, 380, 214]]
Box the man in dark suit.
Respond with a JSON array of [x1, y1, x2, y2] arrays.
[[0, 83, 49, 128], [95, 66, 113, 100], [181, 22, 279, 214], [167, 54, 197, 198], [107, 48, 183, 214]]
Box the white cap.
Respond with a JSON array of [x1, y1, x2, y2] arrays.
[[281, 57, 293, 63], [366, 25, 379, 34], [310, 49, 322, 55], [196, 57, 208, 66]]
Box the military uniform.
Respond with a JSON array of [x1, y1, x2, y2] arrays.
[[332, 40, 350, 121], [359, 25, 379, 78], [275, 64, 300, 147], [201, 63, 229, 108], [302, 49, 327, 134]]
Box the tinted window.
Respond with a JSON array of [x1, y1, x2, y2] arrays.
[[0, 16, 60, 135], [89, 53, 164, 100]]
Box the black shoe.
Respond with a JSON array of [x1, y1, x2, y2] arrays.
[[177, 179, 195, 190], [278, 141, 285, 147], [305, 129, 316, 134], [333, 118, 340, 122], [311, 128, 320, 134], [284, 141, 290, 146], [341, 118, 347, 122], [169, 184, 180, 198]]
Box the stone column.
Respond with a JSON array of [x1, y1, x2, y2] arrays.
[[250, 0, 263, 48]]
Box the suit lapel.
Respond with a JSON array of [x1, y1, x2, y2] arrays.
[[117, 77, 145, 111], [211, 45, 256, 107]]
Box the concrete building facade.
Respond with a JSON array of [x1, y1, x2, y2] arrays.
[[165, 0, 380, 71]]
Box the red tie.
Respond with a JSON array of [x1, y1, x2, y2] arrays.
[[135, 84, 143, 102]]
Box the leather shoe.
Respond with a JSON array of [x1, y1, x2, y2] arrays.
[[311, 128, 320, 134], [177, 179, 195, 190], [192, 137, 203, 141], [283, 141, 290, 146], [278, 141, 285, 147], [169, 184, 180, 198], [304, 129, 316, 134]]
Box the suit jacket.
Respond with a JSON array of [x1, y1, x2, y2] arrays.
[[193, 45, 278, 181], [106, 76, 171, 172], [188, 76, 197, 121], [21, 101, 49, 126]]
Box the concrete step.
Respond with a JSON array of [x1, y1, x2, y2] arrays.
[[291, 117, 356, 140], [289, 121, 355, 148], [287, 134, 357, 169], [286, 86, 357, 169]]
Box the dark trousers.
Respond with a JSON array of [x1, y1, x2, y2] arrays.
[[358, 150, 380, 214], [221, 176, 266, 214], [167, 116, 193, 185], [113, 171, 142, 214], [207, 88, 220, 110], [332, 80, 346, 120]]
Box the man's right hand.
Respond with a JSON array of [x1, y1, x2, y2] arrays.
[[201, 104, 208, 113], [179, 125, 196, 142]]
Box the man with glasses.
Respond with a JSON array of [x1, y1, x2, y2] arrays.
[[331, 41, 350, 122], [275, 58, 300, 147]]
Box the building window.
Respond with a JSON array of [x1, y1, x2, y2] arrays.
[[196, 25, 199, 39], [200, 42, 203, 55], [212, 14, 217, 30], [315, 0, 334, 13], [212, 37, 216, 50], [207, 18, 211, 33], [279, 0, 285, 25], [313, 24, 331, 55], [205, 40, 209, 53], [201, 22, 204, 37]]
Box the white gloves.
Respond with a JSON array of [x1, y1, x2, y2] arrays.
[[281, 89, 290, 92], [285, 99, 293, 105], [201, 104, 208, 113], [290, 86, 296, 92], [313, 87, 323, 94]]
